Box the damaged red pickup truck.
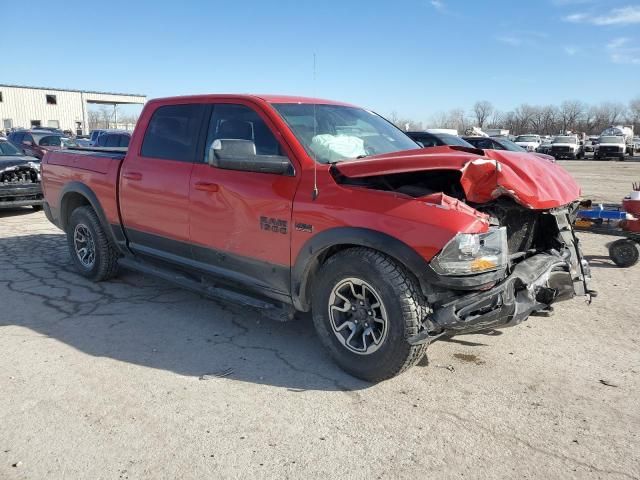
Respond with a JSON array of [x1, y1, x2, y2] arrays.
[[41, 95, 592, 381]]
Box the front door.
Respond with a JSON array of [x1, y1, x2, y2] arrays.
[[119, 102, 207, 261], [189, 102, 298, 298]]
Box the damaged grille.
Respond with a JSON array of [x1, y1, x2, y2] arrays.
[[1, 166, 39, 185], [477, 200, 561, 258], [501, 209, 539, 254]]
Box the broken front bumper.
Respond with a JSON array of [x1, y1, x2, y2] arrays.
[[409, 210, 592, 343], [0, 184, 43, 208]]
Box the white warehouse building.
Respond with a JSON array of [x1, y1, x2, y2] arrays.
[[0, 84, 146, 135]]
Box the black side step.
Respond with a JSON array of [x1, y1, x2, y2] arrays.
[[118, 257, 295, 322]]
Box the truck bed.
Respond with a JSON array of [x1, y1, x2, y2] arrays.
[[42, 147, 125, 231]]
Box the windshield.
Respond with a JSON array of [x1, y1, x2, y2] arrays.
[[553, 136, 577, 144], [438, 134, 475, 147], [515, 135, 538, 142], [0, 140, 23, 156], [273, 103, 419, 163], [599, 136, 624, 144], [497, 138, 526, 152]]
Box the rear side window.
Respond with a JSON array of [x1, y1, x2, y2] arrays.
[[141, 104, 205, 162]]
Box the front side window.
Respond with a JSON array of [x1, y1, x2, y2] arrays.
[[273, 103, 418, 163], [141, 104, 206, 162], [206, 104, 285, 157]]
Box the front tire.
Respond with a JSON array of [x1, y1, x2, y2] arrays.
[[66, 206, 119, 281], [312, 248, 428, 382], [32, 205, 43, 212]]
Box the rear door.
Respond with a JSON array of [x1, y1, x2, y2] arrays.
[[119, 103, 207, 261], [188, 102, 298, 298]]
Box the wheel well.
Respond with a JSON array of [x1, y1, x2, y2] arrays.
[[297, 244, 424, 312], [60, 192, 91, 231]]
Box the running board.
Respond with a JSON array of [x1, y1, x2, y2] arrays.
[[118, 257, 295, 322]]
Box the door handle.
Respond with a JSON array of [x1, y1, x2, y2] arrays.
[[194, 182, 219, 192], [123, 172, 142, 181]]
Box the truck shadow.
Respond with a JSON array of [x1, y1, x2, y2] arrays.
[[0, 207, 38, 218], [583, 254, 619, 269], [0, 233, 369, 392]]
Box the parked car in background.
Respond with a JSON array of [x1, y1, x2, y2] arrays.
[[538, 139, 553, 155], [594, 135, 628, 161], [94, 130, 131, 148], [549, 135, 584, 160], [514, 134, 541, 152], [0, 138, 43, 210], [601, 125, 635, 156], [406, 131, 473, 148], [584, 136, 599, 153], [8, 130, 67, 159], [41, 93, 590, 381], [463, 136, 555, 162]]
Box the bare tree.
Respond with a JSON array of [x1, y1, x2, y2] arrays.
[[472, 101, 493, 128], [87, 110, 101, 131], [629, 98, 640, 131], [559, 100, 586, 133]]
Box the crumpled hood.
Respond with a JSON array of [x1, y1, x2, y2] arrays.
[[0, 155, 40, 170], [333, 146, 581, 209]]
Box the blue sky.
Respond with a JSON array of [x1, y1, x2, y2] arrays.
[[2, 0, 639, 121]]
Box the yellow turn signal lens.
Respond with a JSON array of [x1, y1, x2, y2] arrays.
[[470, 258, 497, 272]]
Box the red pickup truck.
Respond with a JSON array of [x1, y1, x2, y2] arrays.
[[42, 94, 592, 381]]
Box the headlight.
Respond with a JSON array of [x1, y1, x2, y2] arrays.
[[431, 227, 508, 276]]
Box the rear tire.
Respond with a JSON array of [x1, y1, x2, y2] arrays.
[[312, 248, 428, 382], [66, 206, 119, 281], [608, 239, 639, 268], [32, 205, 43, 212]]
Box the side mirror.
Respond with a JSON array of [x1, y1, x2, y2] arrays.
[[23, 140, 33, 146], [207, 139, 293, 175]]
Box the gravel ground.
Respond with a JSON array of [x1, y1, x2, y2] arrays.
[[0, 161, 639, 479]]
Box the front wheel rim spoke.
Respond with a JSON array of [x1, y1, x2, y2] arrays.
[[329, 277, 388, 355]]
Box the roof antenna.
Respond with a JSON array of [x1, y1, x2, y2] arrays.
[[312, 52, 319, 201]]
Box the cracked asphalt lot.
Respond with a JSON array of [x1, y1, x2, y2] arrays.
[[1, 161, 639, 479]]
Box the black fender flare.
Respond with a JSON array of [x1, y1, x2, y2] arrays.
[[291, 227, 433, 311], [59, 182, 129, 254]]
